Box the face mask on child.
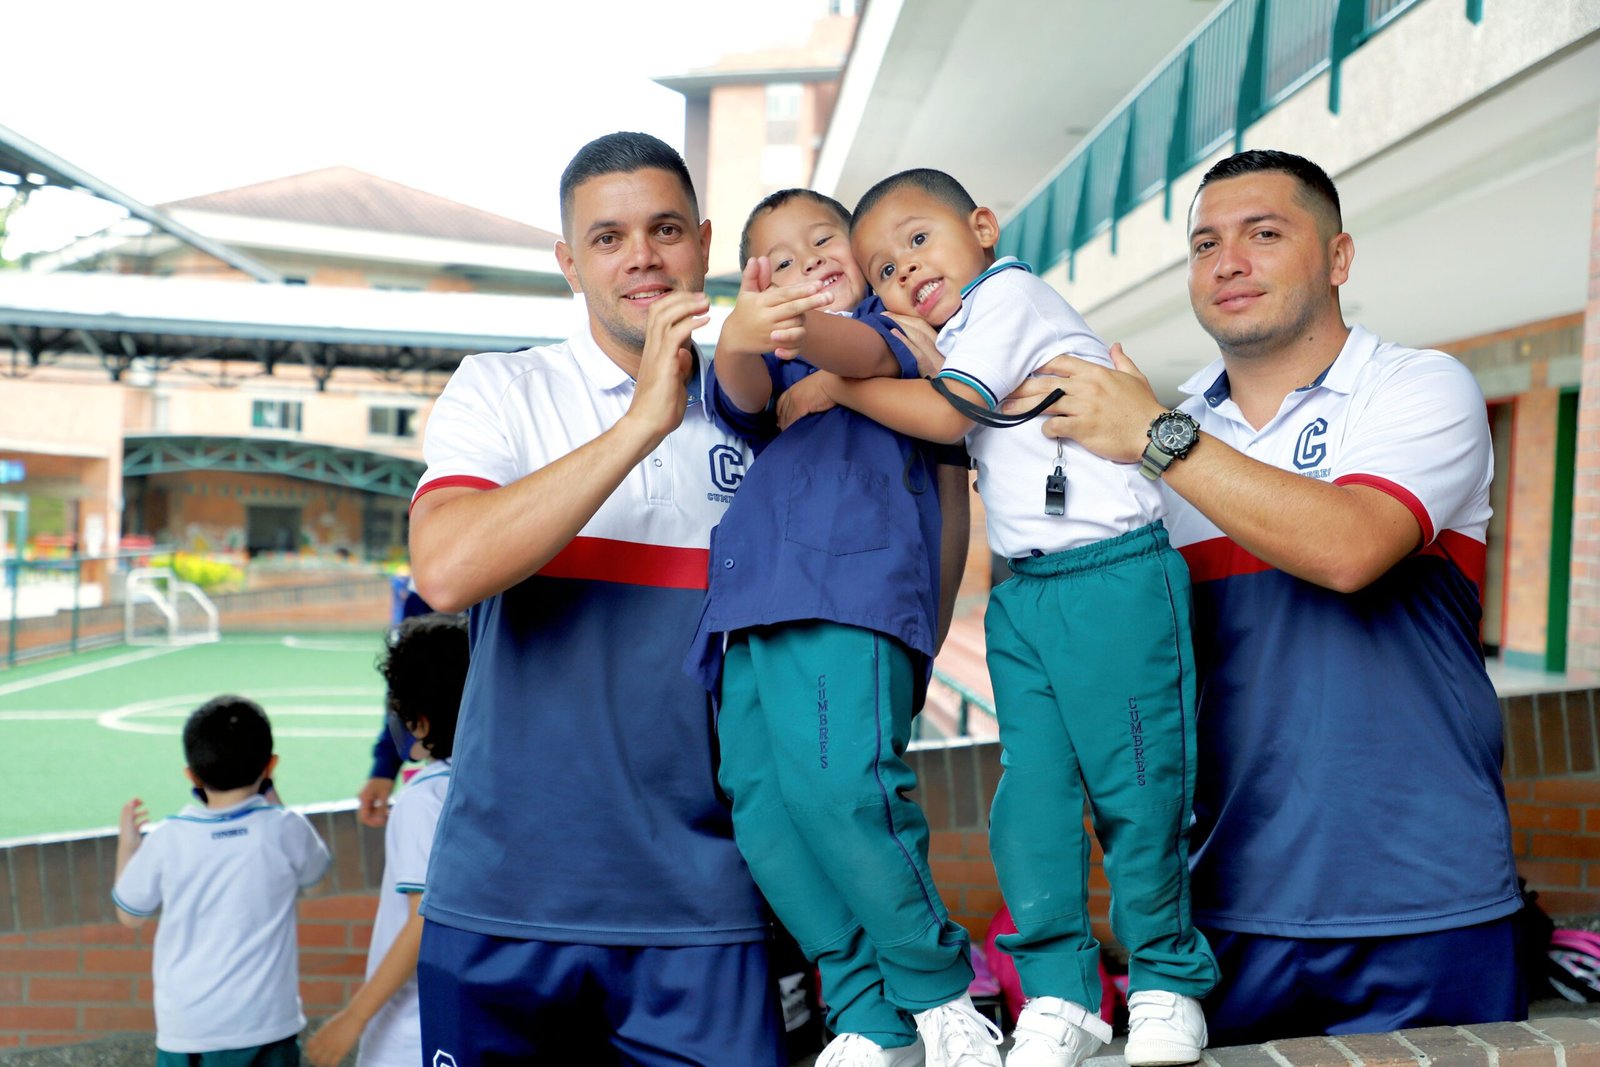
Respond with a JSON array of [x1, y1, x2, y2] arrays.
[[387, 711, 420, 762]]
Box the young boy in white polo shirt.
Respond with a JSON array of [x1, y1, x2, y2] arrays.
[[114, 695, 331, 1066], [304, 613, 466, 1067], [813, 169, 1219, 1067]]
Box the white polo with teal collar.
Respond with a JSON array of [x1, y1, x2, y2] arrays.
[[934, 257, 1163, 558], [112, 794, 330, 1053]]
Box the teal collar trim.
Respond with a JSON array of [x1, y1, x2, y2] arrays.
[[959, 256, 1031, 298]]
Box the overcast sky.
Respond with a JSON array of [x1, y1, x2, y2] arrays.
[[2, 0, 838, 254]]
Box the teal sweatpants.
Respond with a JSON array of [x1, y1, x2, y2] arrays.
[[717, 622, 973, 1048], [985, 522, 1217, 1009]]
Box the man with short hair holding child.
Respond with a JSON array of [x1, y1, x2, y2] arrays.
[[114, 696, 331, 1066]]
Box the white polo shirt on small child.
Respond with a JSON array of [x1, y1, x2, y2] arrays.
[[358, 759, 451, 1067], [934, 258, 1163, 558], [112, 794, 331, 1053]]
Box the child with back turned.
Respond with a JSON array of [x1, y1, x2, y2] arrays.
[[306, 613, 467, 1067], [687, 188, 1002, 1067], [805, 169, 1218, 1067], [114, 696, 331, 1066]]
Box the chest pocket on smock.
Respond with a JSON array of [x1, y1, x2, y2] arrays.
[[785, 462, 890, 555]]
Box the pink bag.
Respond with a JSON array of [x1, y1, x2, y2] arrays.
[[981, 905, 1123, 1026]]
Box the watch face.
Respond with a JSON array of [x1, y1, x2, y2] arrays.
[[1154, 415, 1197, 452]]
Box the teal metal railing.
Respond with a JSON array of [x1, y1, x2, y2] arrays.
[[997, 0, 1484, 277]]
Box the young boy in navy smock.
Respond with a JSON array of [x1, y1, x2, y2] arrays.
[[688, 188, 1001, 1067], [810, 169, 1219, 1067], [114, 696, 331, 1066], [305, 613, 466, 1067]]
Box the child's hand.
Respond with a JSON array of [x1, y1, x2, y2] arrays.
[[886, 313, 945, 377], [119, 798, 148, 848], [305, 1008, 362, 1067], [721, 257, 834, 359], [777, 372, 841, 431]]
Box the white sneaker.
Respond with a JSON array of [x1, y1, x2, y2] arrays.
[[1124, 990, 1207, 1066], [816, 1031, 928, 1067], [1006, 996, 1112, 1067], [913, 993, 1004, 1067]]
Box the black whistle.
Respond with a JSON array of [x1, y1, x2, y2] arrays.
[[1045, 467, 1067, 516]]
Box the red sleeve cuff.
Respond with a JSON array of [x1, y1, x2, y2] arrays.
[[1334, 473, 1434, 545], [410, 475, 500, 511]]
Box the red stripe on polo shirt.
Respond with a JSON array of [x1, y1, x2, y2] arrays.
[[1179, 530, 1486, 592], [1179, 537, 1272, 584], [1420, 530, 1487, 593], [411, 475, 501, 510], [1334, 474, 1434, 544], [539, 536, 710, 590]]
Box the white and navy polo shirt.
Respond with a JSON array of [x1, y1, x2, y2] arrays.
[[935, 259, 1163, 558], [1168, 325, 1519, 938], [357, 759, 449, 1067], [111, 795, 331, 1053], [411, 329, 767, 946]]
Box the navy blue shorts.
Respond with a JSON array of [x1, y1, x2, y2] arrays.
[[417, 920, 785, 1066], [1203, 916, 1527, 1046]]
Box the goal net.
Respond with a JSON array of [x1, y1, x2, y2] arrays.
[[124, 567, 221, 646]]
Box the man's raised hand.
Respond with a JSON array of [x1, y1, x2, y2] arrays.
[[628, 290, 710, 443]]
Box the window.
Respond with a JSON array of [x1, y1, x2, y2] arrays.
[[765, 83, 803, 146], [251, 400, 303, 432], [369, 406, 419, 439]]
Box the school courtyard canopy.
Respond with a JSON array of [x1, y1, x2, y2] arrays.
[[0, 272, 591, 385]]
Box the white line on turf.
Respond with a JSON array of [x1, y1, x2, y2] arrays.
[[0, 709, 104, 721], [0, 646, 183, 700]]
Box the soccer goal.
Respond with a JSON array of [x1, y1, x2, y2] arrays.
[[124, 567, 221, 646]]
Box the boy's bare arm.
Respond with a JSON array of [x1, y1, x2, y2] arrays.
[[822, 375, 975, 445], [781, 312, 901, 379], [934, 464, 971, 651], [114, 798, 149, 929], [305, 894, 425, 1066]]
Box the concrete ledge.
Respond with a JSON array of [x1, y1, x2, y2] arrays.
[[1081, 1016, 1600, 1067]]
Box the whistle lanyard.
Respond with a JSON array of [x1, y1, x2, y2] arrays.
[[928, 375, 1066, 515]]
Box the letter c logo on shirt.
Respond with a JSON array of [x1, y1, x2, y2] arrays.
[[709, 445, 746, 493], [1294, 418, 1329, 470], [433, 1053, 457, 1067]]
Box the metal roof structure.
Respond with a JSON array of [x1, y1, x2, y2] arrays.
[[0, 272, 572, 386], [0, 272, 732, 386], [0, 122, 284, 283], [123, 434, 424, 500]]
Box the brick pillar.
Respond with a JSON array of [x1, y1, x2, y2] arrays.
[[1571, 112, 1600, 672]]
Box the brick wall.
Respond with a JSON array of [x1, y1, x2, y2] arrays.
[[1569, 115, 1600, 672], [1506, 388, 1559, 658], [1502, 687, 1600, 917], [2, 577, 390, 663], [0, 808, 382, 1049], [1440, 313, 1585, 669]]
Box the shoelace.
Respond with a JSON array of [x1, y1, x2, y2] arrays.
[[922, 1002, 1003, 1064]]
